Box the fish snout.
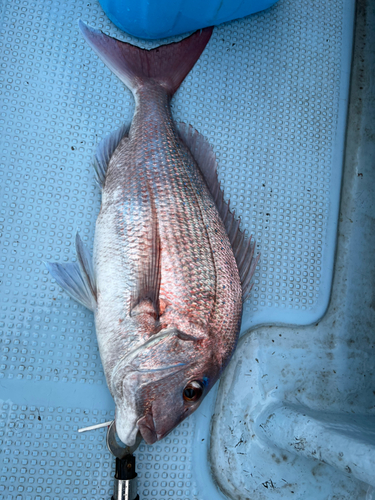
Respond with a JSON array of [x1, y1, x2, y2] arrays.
[[114, 405, 140, 447]]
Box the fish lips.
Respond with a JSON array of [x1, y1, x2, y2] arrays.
[[115, 403, 140, 447], [137, 407, 182, 445], [137, 411, 158, 444]]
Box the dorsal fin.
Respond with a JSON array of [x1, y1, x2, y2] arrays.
[[94, 123, 130, 188], [178, 122, 259, 302]]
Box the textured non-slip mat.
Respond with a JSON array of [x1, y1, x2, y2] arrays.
[[0, 0, 354, 498]]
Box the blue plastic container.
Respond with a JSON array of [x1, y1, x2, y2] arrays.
[[98, 0, 279, 39]]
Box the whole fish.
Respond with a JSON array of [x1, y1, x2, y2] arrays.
[[47, 22, 259, 446]]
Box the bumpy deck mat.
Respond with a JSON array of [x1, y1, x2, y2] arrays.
[[0, 0, 354, 498]]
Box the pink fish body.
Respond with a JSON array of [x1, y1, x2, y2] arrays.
[[47, 23, 258, 446]]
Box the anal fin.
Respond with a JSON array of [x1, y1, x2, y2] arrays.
[[178, 122, 259, 302]]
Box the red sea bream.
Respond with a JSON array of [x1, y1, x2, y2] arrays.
[[47, 22, 259, 446]]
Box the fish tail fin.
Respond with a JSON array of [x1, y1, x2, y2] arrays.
[[79, 21, 213, 97]]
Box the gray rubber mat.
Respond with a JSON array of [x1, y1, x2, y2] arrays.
[[0, 0, 355, 498]]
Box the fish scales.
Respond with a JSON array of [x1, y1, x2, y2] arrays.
[[47, 23, 258, 446], [97, 82, 241, 352]]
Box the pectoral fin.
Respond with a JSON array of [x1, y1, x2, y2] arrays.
[[130, 187, 161, 318], [46, 233, 97, 311]]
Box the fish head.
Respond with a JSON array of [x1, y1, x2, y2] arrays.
[[111, 326, 224, 446]]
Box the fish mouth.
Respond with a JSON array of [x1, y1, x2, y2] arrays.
[[137, 406, 186, 445], [108, 420, 142, 454], [137, 409, 172, 445], [115, 404, 140, 447], [137, 411, 158, 444]]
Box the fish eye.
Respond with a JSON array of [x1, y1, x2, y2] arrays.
[[183, 381, 204, 402]]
